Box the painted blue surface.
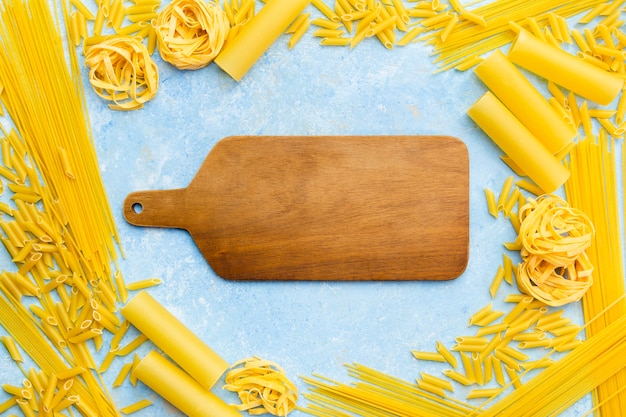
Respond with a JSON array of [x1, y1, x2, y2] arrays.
[[0, 8, 598, 416]]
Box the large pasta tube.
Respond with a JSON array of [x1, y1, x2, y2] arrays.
[[468, 92, 569, 193], [120, 291, 228, 390], [474, 50, 577, 155], [214, 0, 310, 80], [508, 29, 623, 106], [133, 351, 242, 417]]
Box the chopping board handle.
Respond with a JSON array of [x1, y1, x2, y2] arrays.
[[123, 188, 190, 230]]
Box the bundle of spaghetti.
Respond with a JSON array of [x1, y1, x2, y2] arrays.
[[564, 133, 626, 416], [0, 0, 122, 282], [0, 0, 131, 413], [421, 0, 606, 72], [301, 364, 477, 417], [475, 300, 626, 417], [154, 0, 230, 69], [84, 35, 159, 110]]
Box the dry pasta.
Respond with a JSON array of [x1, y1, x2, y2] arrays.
[[133, 351, 242, 417], [478, 309, 626, 416], [121, 290, 228, 390], [474, 50, 576, 155], [467, 92, 570, 193], [154, 0, 229, 70], [516, 195, 594, 306], [84, 36, 159, 110], [565, 133, 626, 415], [125, 277, 162, 291], [288, 13, 311, 49], [508, 29, 623, 106], [119, 398, 153, 414], [214, 0, 310, 80], [302, 363, 476, 417], [0, 0, 129, 415], [224, 356, 299, 416]]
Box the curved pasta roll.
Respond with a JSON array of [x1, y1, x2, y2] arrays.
[[224, 356, 298, 416], [154, 0, 229, 70], [84, 36, 159, 111], [516, 195, 594, 306]]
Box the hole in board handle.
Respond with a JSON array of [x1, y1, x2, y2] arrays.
[[131, 202, 143, 214]]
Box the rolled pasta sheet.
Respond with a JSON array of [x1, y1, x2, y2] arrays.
[[214, 0, 311, 80], [508, 29, 623, 106], [120, 291, 228, 390], [155, 0, 230, 70], [474, 50, 577, 155], [468, 92, 569, 193], [133, 351, 242, 417]]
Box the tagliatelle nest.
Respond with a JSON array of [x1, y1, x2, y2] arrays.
[[154, 0, 229, 70], [84, 36, 159, 111], [516, 195, 595, 306], [224, 356, 298, 416]]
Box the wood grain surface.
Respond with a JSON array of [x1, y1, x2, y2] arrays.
[[123, 135, 469, 281]]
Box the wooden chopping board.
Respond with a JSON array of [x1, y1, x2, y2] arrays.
[[123, 135, 469, 281]]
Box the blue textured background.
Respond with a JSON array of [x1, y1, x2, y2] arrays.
[[0, 8, 597, 416]]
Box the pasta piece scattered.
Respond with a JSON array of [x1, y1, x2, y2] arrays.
[[411, 350, 446, 362], [484, 188, 497, 218], [125, 277, 163, 291], [224, 356, 298, 416], [119, 398, 153, 414], [288, 13, 310, 49]]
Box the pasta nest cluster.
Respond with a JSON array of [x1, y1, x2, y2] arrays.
[[516, 195, 595, 307], [154, 0, 230, 70], [84, 36, 159, 111], [224, 356, 298, 416]]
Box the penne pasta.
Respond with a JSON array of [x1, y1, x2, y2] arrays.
[[113, 362, 134, 387], [288, 15, 310, 49], [436, 340, 457, 368], [416, 379, 446, 397], [119, 398, 153, 414], [442, 369, 473, 386], [411, 350, 446, 362], [489, 265, 505, 298], [0, 336, 24, 362], [420, 372, 454, 392], [125, 277, 163, 291]]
